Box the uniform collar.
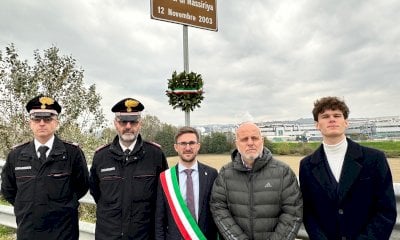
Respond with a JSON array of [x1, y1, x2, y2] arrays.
[[34, 135, 55, 152], [119, 139, 137, 152]]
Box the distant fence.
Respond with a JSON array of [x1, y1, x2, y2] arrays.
[[1, 160, 400, 239]]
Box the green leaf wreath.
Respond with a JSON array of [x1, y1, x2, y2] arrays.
[[166, 71, 204, 112]]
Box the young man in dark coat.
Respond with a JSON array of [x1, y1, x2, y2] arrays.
[[1, 95, 89, 240], [155, 126, 219, 239], [89, 97, 168, 240], [299, 96, 397, 240]]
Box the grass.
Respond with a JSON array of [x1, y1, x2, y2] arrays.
[[269, 141, 400, 157], [79, 203, 96, 223], [0, 225, 15, 240], [358, 141, 400, 157]]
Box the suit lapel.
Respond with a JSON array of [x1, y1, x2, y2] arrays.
[[175, 165, 180, 184], [311, 145, 337, 200], [197, 162, 207, 219], [337, 139, 363, 203]]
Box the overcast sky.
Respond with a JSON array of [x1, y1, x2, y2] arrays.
[[1, 0, 399, 126]]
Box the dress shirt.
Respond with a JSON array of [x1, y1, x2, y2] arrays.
[[34, 135, 55, 158], [119, 139, 137, 152], [178, 162, 199, 220]]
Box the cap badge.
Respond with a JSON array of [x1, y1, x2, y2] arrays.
[[39, 97, 54, 109], [125, 99, 139, 112]]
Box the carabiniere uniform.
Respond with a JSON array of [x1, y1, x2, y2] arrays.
[[0, 95, 89, 240], [89, 98, 168, 240]]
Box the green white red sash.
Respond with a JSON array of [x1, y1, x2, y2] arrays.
[[160, 166, 206, 240]]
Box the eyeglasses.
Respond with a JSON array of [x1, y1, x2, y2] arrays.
[[176, 141, 198, 147], [30, 116, 56, 123], [116, 120, 139, 127]]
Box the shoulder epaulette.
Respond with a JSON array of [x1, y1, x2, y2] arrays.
[[95, 143, 111, 152], [12, 141, 30, 149], [145, 141, 162, 148], [63, 140, 80, 147]]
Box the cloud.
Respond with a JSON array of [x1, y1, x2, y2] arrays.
[[1, 0, 399, 126]]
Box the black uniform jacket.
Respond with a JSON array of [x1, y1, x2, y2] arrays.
[[299, 138, 397, 240], [89, 135, 168, 240], [155, 162, 219, 240], [1, 136, 89, 240]]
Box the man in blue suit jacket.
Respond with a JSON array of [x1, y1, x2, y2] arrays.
[[299, 96, 397, 240], [155, 126, 219, 239]]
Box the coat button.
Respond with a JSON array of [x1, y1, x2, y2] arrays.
[[338, 209, 344, 214]]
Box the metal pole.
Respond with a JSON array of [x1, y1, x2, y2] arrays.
[[183, 25, 190, 126]]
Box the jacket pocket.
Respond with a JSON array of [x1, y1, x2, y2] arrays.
[[99, 171, 122, 203], [46, 170, 72, 201], [15, 170, 35, 202], [131, 174, 156, 201]]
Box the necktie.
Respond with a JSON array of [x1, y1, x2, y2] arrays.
[[124, 149, 130, 163], [184, 169, 196, 220], [38, 145, 49, 163]]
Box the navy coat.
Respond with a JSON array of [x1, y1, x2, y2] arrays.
[[299, 138, 396, 240], [155, 162, 219, 240]]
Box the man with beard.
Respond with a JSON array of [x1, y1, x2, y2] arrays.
[[155, 126, 219, 239], [210, 122, 303, 239], [89, 98, 168, 240]]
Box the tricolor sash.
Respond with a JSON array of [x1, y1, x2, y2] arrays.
[[160, 166, 206, 240]]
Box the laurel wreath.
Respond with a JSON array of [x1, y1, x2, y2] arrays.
[[166, 71, 204, 112]]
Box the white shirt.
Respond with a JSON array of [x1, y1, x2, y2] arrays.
[[34, 135, 55, 158], [119, 139, 137, 152], [178, 162, 199, 220]]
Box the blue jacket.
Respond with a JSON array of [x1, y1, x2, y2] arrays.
[[299, 138, 396, 240]]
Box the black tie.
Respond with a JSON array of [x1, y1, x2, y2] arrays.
[[184, 169, 196, 220], [38, 145, 49, 163], [124, 149, 130, 163]]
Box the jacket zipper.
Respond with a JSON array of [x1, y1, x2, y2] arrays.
[[121, 160, 126, 238], [249, 172, 254, 239]]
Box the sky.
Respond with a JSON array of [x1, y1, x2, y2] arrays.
[[1, 0, 399, 126]]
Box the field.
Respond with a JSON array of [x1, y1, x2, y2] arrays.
[[168, 154, 400, 182]]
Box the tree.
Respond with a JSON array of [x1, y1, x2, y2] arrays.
[[0, 44, 105, 158], [199, 135, 212, 154], [200, 132, 231, 154], [140, 115, 163, 142], [264, 137, 275, 153], [154, 123, 177, 157]]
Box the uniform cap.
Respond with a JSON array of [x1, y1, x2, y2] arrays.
[[26, 95, 61, 117], [112, 98, 144, 121]]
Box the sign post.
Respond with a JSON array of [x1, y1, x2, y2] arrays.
[[151, 0, 218, 126]]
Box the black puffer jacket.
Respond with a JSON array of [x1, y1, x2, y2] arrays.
[[210, 147, 303, 240], [89, 135, 168, 240]]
